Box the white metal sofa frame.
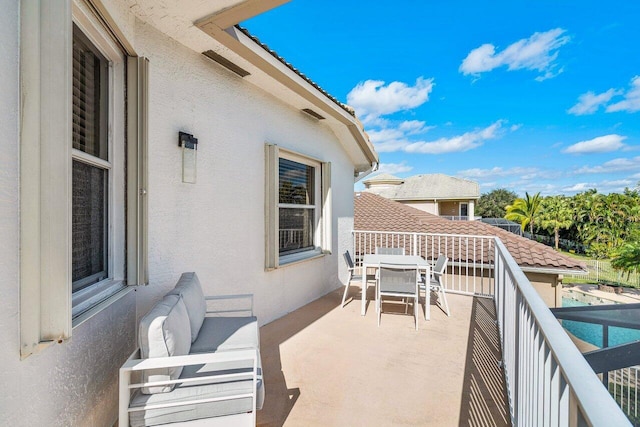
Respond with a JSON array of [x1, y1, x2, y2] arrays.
[[119, 272, 263, 427], [376, 263, 420, 330]]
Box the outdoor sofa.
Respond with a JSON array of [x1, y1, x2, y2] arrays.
[[119, 272, 263, 426]]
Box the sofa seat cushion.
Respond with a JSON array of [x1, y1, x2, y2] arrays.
[[166, 272, 207, 343], [138, 294, 192, 394], [129, 356, 264, 427], [190, 316, 259, 354]]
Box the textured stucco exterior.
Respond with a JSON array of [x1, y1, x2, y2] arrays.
[[526, 272, 562, 308], [1, 3, 359, 425]]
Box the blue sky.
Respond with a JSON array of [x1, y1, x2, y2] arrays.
[[244, 1, 640, 196]]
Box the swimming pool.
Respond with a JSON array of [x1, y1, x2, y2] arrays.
[[561, 294, 640, 348]]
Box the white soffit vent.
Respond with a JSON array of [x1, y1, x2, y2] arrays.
[[202, 50, 250, 77]]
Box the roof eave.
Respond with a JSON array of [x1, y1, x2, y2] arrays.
[[520, 266, 588, 276], [195, 16, 378, 171]]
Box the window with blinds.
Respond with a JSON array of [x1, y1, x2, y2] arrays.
[[265, 144, 331, 269], [278, 158, 316, 256], [72, 24, 110, 292]]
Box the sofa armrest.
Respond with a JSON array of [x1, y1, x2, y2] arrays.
[[205, 294, 254, 317], [119, 348, 260, 427]]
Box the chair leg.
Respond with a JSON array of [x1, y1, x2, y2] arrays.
[[341, 278, 351, 308], [440, 287, 450, 316], [414, 296, 418, 330]]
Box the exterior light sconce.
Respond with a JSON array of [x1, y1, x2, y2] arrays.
[[179, 131, 198, 183]]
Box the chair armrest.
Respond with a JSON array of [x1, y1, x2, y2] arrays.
[[205, 293, 254, 317], [119, 348, 260, 427]]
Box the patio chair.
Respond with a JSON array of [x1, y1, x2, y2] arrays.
[[375, 247, 405, 255], [377, 263, 420, 330], [342, 251, 375, 308], [420, 255, 450, 317]]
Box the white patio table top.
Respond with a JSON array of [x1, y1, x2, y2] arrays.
[[360, 254, 431, 318]]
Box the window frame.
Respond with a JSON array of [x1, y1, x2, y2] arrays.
[[70, 2, 127, 324], [265, 144, 331, 270], [278, 151, 321, 261]]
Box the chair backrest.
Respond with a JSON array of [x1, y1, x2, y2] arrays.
[[343, 250, 355, 269], [378, 263, 418, 294], [433, 255, 448, 276], [375, 247, 405, 255]]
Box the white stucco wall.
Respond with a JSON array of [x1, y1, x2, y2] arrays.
[[132, 20, 353, 324], [401, 200, 438, 215], [0, 4, 356, 425]]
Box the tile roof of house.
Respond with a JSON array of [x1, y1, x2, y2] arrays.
[[354, 192, 586, 273], [363, 173, 480, 200]]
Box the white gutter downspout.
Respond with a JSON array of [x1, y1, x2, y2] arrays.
[[354, 162, 378, 183]]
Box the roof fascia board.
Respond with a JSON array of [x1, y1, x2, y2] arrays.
[[198, 0, 291, 29], [520, 266, 587, 275], [195, 22, 378, 167], [394, 196, 480, 202]]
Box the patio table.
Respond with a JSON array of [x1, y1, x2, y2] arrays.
[[360, 254, 431, 319]]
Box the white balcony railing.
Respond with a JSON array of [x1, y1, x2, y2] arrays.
[[353, 230, 631, 426]]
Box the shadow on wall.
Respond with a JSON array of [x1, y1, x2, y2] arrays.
[[459, 297, 511, 426]]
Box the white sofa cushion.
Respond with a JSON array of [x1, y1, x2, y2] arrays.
[[138, 294, 192, 394], [166, 272, 207, 343], [190, 316, 259, 354]]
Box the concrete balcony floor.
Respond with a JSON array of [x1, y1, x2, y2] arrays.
[[257, 285, 511, 426]]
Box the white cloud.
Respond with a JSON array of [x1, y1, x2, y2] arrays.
[[510, 124, 522, 132], [375, 162, 414, 175], [568, 89, 619, 115], [562, 183, 595, 192], [346, 77, 434, 121], [460, 28, 569, 80], [398, 120, 431, 134], [457, 166, 538, 179], [575, 156, 640, 174], [606, 76, 640, 113], [401, 121, 504, 154], [563, 134, 627, 154]]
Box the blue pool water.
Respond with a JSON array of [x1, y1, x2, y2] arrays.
[[561, 296, 640, 347]]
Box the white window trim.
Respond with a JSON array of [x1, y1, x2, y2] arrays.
[[265, 144, 331, 270], [70, 1, 127, 326], [19, 0, 147, 359]]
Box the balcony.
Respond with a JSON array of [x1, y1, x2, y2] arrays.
[[257, 231, 630, 426]]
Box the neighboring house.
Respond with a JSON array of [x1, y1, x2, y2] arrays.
[[362, 173, 480, 220], [355, 193, 586, 308], [0, 1, 377, 425]]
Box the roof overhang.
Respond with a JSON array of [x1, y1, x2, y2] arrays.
[[520, 266, 588, 276], [123, 0, 378, 172]]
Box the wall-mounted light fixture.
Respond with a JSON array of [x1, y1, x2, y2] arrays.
[[179, 131, 198, 184]]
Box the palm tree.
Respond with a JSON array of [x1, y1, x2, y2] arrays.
[[505, 192, 542, 235], [611, 242, 640, 279], [539, 196, 573, 250]]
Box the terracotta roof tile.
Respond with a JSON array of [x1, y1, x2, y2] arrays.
[[354, 192, 586, 273]]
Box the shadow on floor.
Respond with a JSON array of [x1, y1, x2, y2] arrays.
[[459, 297, 511, 426], [257, 291, 342, 427]]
